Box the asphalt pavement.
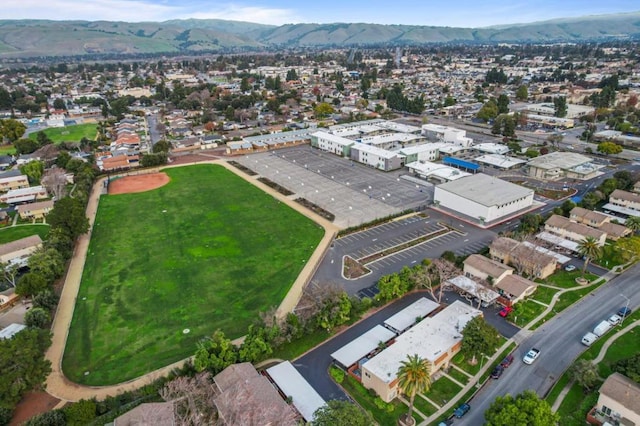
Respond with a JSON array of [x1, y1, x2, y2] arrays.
[[457, 263, 640, 425]]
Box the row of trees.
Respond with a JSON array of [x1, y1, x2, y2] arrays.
[[0, 159, 95, 419]]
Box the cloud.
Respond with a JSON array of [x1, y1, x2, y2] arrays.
[[2, 0, 301, 25]]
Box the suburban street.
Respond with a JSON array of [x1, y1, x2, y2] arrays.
[[457, 263, 640, 425]]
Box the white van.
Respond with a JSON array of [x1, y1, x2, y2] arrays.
[[593, 320, 613, 337], [581, 332, 598, 346]]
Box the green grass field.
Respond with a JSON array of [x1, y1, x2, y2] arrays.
[[29, 123, 97, 144], [0, 225, 49, 244], [62, 164, 324, 385]]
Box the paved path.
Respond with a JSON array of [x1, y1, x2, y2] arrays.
[[550, 319, 640, 412], [44, 160, 339, 402]]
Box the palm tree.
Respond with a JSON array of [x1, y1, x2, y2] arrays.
[[577, 236, 602, 275], [625, 216, 640, 234], [397, 354, 432, 426]]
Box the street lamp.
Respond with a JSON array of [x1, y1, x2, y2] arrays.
[[620, 294, 631, 324]]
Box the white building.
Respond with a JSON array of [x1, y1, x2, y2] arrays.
[[422, 124, 473, 147], [434, 174, 534, 223], [406, 161, 471, 183], [310, 131, 355, 157], [361, 301, 482, 402], [349, 142, 406, 171]]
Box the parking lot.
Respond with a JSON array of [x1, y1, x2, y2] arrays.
[[235, 145, 429, 227], [313, 209, 498, 295]]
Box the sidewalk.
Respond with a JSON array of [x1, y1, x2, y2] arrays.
[[44, 160, 340, 402]]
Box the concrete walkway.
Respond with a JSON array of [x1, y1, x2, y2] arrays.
[[551, 319, 640, 412], [44, 159, 340, 402]]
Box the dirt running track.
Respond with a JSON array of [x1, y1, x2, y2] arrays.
[[45, 160, 339, 402]]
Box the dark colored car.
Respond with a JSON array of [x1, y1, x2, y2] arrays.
[[618, 307, 632, 318], [500, 354, 514, 368], [491, 365, 504, 379], [454, 403, 471, 418], [499, 306, 513, 317]]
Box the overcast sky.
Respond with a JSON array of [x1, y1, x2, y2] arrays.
[[3, 0, 638, 27]]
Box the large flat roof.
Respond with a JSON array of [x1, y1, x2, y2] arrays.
[[311, 131, 355, 146], [527, 151, 593, 170], [436, 173, 533, 206], [363, 301, 481, 383], [267, 361, 326, 422], [331, 325, 396, 367], [475, 154, 526, 168], [351, 142, 405, 159], [384, 297, 440, 333]]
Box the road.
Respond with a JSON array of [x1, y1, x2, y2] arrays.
[[147, 114, 163, 147], [457, 263, 640, 425]]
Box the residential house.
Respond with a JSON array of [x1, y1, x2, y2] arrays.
[[0, 235, 43, 267], [0, 170, 29, 192], [463, 254, 514, 284], [0, 186, 48, 204], [114, 402, 175, 426], [544, 215, 607, 247], [361, 301, 482, 402], [489, 237, 558, 279], [99, 155, 140, 171], [570, 207, 631, 240], [16, 200, 54, 220], [609, 189, 640, 213], [494, 274, 538, 304], [213, 363, 298, 425], [587, 373, 640, 426]]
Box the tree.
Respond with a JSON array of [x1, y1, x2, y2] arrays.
[[152, 139, 171, 153], [42, 168, 68, 200], [485, 68, 508, 84], [577, 236, 602, 275], [19, 161, 44, 185], [597, 141, 623, 155], [24, 307, 50, 328], [24, 410, 66, 426], [160, 372, 219, 425], [0, 262, 20, 287], [0, 328, 52, 410], [15, 272, 49, 297], [0, 119, 27, 143], [569, 359, 600, 391], [194, 330, 238, 374], [497, 94, 510, 114], [461, 316, 500, 365], [547, 133, 563, 149], [554, 96, 568, 117], [376, 272, 411, 302], [397, 354, 431, 426], [52, 98, 66, 110], [625, 216, 640, 234], [285, 69, 298, 81], [312, 400, 373, 426], [28, 248, 65, 283], [612, 353, 640, 382], [485, 390, 559, 426], [33, 289, 59, 312], [515, 85, 529, 101], [14, 138, 39, 155], [314, 102, 335, 119], [47, 197, 89, 240], [477, 99, 498, 122], [63, 399, 97, 426]]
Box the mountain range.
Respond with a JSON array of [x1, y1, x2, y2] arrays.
[[0, 12, 639, 58]]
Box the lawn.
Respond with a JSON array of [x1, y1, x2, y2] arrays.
[[511, 299, 547, 327], [62, 164, 325, 385], [543, 270, 598, 289], [531, 285, 558, 305], [0, 144, 15, 155], [446, 367, 471, 385], [0, 224, 49, 244], [29, 123, 97, 144], [424, 376, 462, 406]]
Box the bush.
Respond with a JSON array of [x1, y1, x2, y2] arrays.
[[33, 290, 60, 312], [63, 399, 97, 426], [0, 408, 13, 426], [24, 410, 66, 426], [24, 307, 51, 329], [330, 366, 345, 384]]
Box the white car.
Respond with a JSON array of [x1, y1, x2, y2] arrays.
[[523, 348, 540, 365], [564, 264, 576, 272], [608, 314, 622, 326]]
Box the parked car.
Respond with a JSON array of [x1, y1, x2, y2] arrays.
[[454, 403, 471, 418], [593, 320, 613, 337], [608, 314, 622, 326], [564, 264, 576, 272], [491, 365, 504, 379], [523, 348, 540, 365], [500, 354, 514, 368], [618, 307, 632, 318], [581, 332, 598, 346], [499, 306, 513, 317]]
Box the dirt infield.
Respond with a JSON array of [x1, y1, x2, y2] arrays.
[[108, 172, 170, 195]]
